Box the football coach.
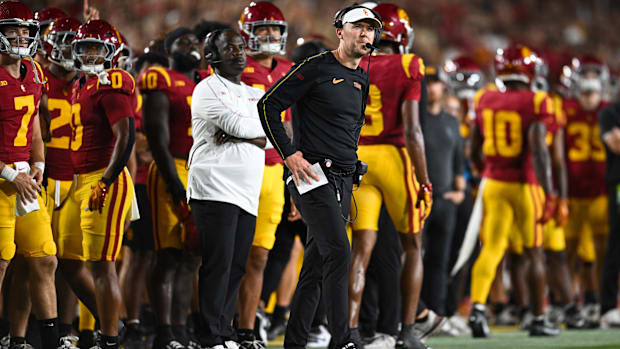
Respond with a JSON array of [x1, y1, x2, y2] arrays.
[[258, 5, 382, 349]]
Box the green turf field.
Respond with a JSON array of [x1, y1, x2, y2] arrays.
[[268, 328, 620, 349], [424, 329, 620, 349]]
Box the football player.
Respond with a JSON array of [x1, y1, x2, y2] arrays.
[[67, 19, 136, 349], [346, 4, 432, 349], [0, 2, 68, 349], [39, 16, 104, 346], [139, 26, 207, 349], [34, 7, 67, 70], [468, 44, 559, 338], [238, 2, 293, 346], [562, 55, 609, 322]]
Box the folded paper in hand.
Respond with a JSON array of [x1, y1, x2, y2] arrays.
[[286, 162, 328, 195]]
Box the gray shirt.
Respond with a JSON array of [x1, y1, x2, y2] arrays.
[[422, 111, 465, 196]]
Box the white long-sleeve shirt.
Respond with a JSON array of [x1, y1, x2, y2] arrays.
[[187, 73, 266, 216]]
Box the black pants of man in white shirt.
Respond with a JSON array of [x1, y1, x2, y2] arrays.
[[190, 200, 256, 347], [284, 171, 353, 349]]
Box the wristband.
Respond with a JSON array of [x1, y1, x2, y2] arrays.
[[101, 176, 114, 186], [34, 162, 45, 173], [1, 165, 18, 182]]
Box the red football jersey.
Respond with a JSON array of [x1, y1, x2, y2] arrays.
[[474, 89, 554, 182], [70, 68, 135, 174], [563, 98, 607, 197], [132, 89, 149, 185], [0, 60, 44, 163], [44, 68, 76, 180], [241, 55, 293, 165], [138, 67, 208, 157], [524, 93, 566, 185], [358, 53, 424, 147]]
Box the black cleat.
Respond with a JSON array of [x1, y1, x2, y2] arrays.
[[395, 324, 430, 349], [266, 316, 286, 341], [469, 307, 490, 338], [529, 319, 560, 337]]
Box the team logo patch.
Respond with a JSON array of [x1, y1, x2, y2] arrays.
[[0, 80, 7, 86], [353, 81, 362, 90]]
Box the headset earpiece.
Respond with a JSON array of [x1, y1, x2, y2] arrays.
[[203, 30, 222, 64]]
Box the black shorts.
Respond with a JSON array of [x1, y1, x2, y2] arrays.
[[124, 184, 154, 251]]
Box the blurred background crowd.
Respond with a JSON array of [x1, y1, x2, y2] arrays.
[[23, 0, 620, 79]]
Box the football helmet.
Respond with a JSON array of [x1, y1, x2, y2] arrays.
[[46, 16, 81, 70], [239, 1, 287, 54], [72, 19, 123, 73], [494, 44, 538, 85], [569, 55, 609, 94], [0, 1, 40, 59], [373, 3, 412, 54], [442, 55, 485, 99], [114, 33, 132, 71], [35, 7, 67, 54]]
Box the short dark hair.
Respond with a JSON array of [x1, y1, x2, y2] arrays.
[[135, 52, 169, 72], [291, 41, 329, 64]]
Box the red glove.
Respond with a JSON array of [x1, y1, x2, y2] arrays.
[[540, 192, 557, 224], [88, 181, 109, 213], [416, 182, 433, 220], [177, 201, 200, 253], [555, 197, 569, 227]]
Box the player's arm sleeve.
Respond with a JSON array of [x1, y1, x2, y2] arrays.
[[192, 80, 265, 139], [258, 60, 315, 160], [402, 54, 425, 101]]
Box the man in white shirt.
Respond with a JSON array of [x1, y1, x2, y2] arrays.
[[187, 29, 267, 349]]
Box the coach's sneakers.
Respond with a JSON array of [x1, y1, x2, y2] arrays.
[[307, 325, 330, 348], [448, 315, 471, 335], [413, 310, 447, 341], [468, 305, 490, 338], [600, 308, 620, 329], [395, 324, 430, 349], [529, 318, 560, 337]]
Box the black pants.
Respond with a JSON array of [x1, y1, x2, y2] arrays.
[[125, 184, 154, 251], [601, 183, 620, 314], [260, 188, 327, 326], [261, 187, 307, 304], [446, 187, 474, 316], [359, 205, 402, 336], [190, 200, 256, 346], [284, 175, 353, 349], [421, 197, 458, 316]]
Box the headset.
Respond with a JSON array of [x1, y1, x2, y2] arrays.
[[203, 29, 247, 65], [333, 4, 383, 48]]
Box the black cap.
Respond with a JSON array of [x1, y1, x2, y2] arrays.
[[164, 26, 193, 53]]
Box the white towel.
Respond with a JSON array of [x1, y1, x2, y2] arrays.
[[129, 191, 140, 222], [13, 161, 40, 216], [54, 179, 61, 207]]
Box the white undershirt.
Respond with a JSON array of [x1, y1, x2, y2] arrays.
[[187, 73, 266, 216]]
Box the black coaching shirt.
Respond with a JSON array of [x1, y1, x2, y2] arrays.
[[599, 102, 620, 184], [258, 51, 368, 169]]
